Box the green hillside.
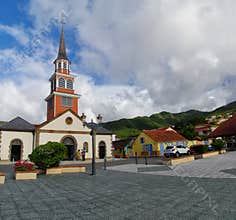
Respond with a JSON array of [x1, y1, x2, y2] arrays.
[[102, 100, 236, 139]]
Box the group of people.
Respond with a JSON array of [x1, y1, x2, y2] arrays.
[[76, 149, 86, 161]]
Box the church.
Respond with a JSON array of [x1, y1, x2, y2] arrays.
[[0, 26, 113, 162]]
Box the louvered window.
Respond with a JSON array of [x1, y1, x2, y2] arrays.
[[63, 62, 67, 69], [67, 79, 73, 89], [62, 97, 72, 107], [58, 78, 65, 88], [58, 62, 62, 69]]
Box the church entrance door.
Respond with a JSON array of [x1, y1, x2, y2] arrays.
[[10, 139, 22, 161], [98, 141, 106, 159], [62, 137, 76, 160]]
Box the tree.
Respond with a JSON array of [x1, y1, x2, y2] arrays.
[[176, 124, 197, 140], [211, 139, 226, 150]]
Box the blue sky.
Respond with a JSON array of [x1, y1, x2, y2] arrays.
[[0, 0, 236, 123]]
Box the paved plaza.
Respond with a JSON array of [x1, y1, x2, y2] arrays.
[[0, 153, 236, 219], [108, 152, 236, 178]]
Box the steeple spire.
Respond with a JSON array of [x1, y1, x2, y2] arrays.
[[56, 24, 68, 60]]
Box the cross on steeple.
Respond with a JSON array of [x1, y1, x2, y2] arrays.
[[55, 11, 69, 61], [60, 11, 66, 25]]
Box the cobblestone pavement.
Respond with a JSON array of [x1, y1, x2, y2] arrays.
[[0, 155, 236, 219], [108, 152, 236, 178]]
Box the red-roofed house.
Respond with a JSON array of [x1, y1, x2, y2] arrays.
[[194, 124, 214, 136], [209, 113, 236, 138], [132, 127, 189, 156], [209, 113, 236, 150]]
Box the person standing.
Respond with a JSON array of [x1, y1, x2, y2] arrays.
[[76, 149, 81, 160], [81, 150, 85, 161]]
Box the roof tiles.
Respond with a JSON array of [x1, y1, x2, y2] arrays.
[[143, 127, 187, 142], [209, 113, 236, 137]]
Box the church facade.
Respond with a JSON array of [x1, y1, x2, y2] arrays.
[[0, 26, 113, 162]]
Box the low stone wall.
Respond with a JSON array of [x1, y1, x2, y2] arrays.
[[46, 166, 86, 175], [195, 151, 219, 159], [15, 171, 37, 180], [46, 167, 62, 175], [0, 173, 5, 184], [163, 156, 195, 166], [61, 166, 86, 173]]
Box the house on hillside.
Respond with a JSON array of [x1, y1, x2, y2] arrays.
[[132, 127, 189, 156], [194, 124, 214, 136], [209, 113, 236, 150]]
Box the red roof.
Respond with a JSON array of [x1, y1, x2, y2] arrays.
[[194, 127, 211, 132], [143, 127, 187, 142], [195, 124, 211, 128], [209, 113, 236, 137]]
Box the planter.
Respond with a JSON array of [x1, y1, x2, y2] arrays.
[[15, 171, 37, 180], [61, 166, 86, 173], [163, 156, 195, 166], [46, 167, 62, 175], [219, 149, 226, 154], [46, 166, 86, 175], [195, 151, 219, 159], [0, 173, 5, 184]]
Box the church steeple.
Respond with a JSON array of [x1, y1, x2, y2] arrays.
[[45, 23, 80, 121], [54, 24, 70, 75], [56, 25, 69, 60]]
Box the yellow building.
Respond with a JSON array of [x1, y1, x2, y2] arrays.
[[132, 127, 189, 156]]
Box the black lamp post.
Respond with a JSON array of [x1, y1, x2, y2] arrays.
[[91, 122, 96, 176], [82, 114, 96, 176]]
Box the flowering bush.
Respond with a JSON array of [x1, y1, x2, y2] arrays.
[[15, 160, 36, 172]]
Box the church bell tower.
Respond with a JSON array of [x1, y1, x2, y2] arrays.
[[45, 24, 80, 121]]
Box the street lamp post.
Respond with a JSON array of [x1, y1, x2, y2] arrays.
[[91, 124, 96, 175], [82, 114, 97, 176]]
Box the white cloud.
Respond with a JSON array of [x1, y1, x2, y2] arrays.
[[77, 74, 156, 122], [0, 24, 29, 45], [1, 0, 236, 123]]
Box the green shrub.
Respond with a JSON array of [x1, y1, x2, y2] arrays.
[[211, 139, 226, 150], [29, 142, 67, 170], [192, 145, 208, 154]]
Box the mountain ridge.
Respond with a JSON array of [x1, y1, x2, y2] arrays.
[[102, 100, 236, 139]]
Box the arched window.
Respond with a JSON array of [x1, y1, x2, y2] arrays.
[[58, 78, 65, 88], [58, 62, 62, 69], [63, 62, 67, 69], [83, 142, 89, 153], [67, 79, 73, 89]]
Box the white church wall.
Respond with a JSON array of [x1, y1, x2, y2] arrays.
[[41, 111, 90, 132], [96, 134, 113, 158], [0, 131, 33, 161], [38, 132, 93, 158]]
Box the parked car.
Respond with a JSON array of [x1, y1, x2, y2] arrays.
[[208, 144, 214, 151], [164, 145, 191, 158]]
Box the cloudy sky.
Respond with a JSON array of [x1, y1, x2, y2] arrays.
[[0, 0, 236, 123]]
